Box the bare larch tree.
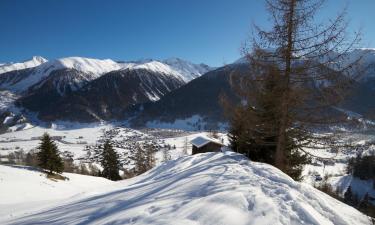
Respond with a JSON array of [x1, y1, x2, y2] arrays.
[[227, 0, 363, 180]]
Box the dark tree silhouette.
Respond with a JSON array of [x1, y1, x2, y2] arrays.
[[37, 133, 64, 174], [101, 140, 122, 181]]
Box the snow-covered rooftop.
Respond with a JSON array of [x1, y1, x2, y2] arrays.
[[190, 136, 223, 148]]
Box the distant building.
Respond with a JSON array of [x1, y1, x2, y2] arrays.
[[190, 136, 224, 155]]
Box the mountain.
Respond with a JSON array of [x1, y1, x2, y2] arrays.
[[19, 67, 186, 122], [1, 152, 370, 224], [127, 64, 247, 129], [0, 56, 210, 95], [163, 57, 212, 81], [0, 56, 211, 124], [0, 56, 47, 75], [128, 49, 375, 129], [0, 57, 124, 94]]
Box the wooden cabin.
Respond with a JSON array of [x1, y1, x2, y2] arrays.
[[190, 136, 224, 155]]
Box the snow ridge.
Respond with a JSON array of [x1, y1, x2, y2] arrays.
[[0, 56, 47, 75], [3, 152, 371, 225]]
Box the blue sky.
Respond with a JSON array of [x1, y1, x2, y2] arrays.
[[0, 0, 374, 66]]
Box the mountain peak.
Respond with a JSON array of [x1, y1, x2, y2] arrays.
[[0, 56, 48, 75], [30, 56, 48, 64]]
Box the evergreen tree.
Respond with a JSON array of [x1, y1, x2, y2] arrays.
[[359, 192, 370, 213], [37, 133, 64, 174], [101, 140, 122, 181], [344, 186, 353, 205]]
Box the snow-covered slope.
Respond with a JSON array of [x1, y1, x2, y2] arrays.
[[0, 56, 47, 75], [1, 57, 123, 93], [163, 57, 212, 81], [123, 58, 211, 82], [0, 165, 113, 221], [2, 152, 370, 225], [47, 57, 123, 75], [0, 56, 210, 95]]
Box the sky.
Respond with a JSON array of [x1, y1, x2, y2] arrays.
[[0, 0, 374, 67]]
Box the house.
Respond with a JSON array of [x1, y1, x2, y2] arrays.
[[190, 136, 224, 155]]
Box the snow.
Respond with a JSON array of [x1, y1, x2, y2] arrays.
[[146, 115, 208, 131], [6, 57, 124, 93], [330, 175, 375, 202], [0, 165, 113, 221], [163, 57, 212, 81], [0, 56, 211, 94], [48, 57, 123, 75], [0, 56, 47, 75], [1, 152, 370, 225], [121, 58, 211, 82], [123, 60, 209, 82]]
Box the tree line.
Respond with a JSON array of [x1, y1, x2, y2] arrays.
[[4, 132, 163, 181]]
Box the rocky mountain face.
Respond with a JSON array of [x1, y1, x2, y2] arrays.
[[18, 68, 186, 122], [126, 64, 247, 128]]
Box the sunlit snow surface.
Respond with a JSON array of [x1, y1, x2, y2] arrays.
[[1, 152, 370, 225]]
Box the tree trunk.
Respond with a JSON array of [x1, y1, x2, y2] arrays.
[[275, 0, 296, 170]]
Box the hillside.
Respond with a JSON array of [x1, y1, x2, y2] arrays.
[[2, 152, 371, 225], [0, 165, 113, 221]]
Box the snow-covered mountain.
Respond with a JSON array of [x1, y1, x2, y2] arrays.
[[0, 56, 47, 75], [0, 56, 212, 123], [163, 57, 212, 81], [0, 56, 210, 94], [18, 67, 186, 122], [121, 58, 212, 82], [1, 152, 370, 224], [0, 57, 124, 94]]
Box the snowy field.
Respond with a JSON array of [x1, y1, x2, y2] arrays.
[[1, 152, 371, 225], [0, 165, 113, 222]]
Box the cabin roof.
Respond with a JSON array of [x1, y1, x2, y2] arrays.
[[190, 136, 223, 148]]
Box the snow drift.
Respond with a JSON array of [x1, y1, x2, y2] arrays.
[[2, 152, 371, 225]]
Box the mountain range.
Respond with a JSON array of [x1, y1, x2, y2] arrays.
[[0, 49, 375, 130], [0, 56, 212, 126]]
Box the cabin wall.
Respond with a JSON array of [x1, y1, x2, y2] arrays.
[[192, 142, 222, 155]]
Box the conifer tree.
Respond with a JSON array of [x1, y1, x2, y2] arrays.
[[101, 140, 122, 181], [344, 185, 353, 205], [37, 133, 64, 174]]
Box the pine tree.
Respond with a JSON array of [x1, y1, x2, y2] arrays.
[[344, 186, 353, 205], [37, 133, 64, 174], [101, 140, 122, 181], [144, 143, 156, 170], [359, 192, 370, 213]]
